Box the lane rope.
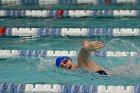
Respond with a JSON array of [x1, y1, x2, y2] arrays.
[[0, 10, 140, 18], [0, 0, 139, 5], [0, 83, 138, 93], [0, 50, 138, 58], [0, 28, 140, 37]]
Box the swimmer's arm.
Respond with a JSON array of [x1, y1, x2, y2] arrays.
[[77, 41, 104, 66], [77, 48, 90, 66]]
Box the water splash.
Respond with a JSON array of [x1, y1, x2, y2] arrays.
[[106, 38, 140, 78], [111, 62, 140, 78]]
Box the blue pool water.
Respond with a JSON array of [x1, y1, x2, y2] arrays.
[[0, 4, 140, 86]]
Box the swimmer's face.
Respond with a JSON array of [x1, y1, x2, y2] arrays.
[[59, 59, 75, 69]]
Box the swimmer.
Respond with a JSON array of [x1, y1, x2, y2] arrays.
[[55, 41, 108, 75]]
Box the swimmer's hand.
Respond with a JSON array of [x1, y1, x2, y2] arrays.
[[82, 41, 105, 51]]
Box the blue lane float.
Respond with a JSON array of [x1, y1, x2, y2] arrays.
[[21, 0, 39, 5], [0, 10, 140, 18], [6, 10, 26, 17], [135, 86, 140, 93], [0, 84, 25, 92]]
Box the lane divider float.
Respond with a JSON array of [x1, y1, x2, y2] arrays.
[[0, 10, 140, 18], [0, 0, 139, 5], [0, 28, 140, 37], [0, 83, 139, 93], [0, 50, 138, 58]]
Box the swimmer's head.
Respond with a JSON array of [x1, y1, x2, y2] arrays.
[[55, 56, 75, 69]]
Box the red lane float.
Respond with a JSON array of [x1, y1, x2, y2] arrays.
[[0, 28, 6, 36], [57, 10, 64, 18]]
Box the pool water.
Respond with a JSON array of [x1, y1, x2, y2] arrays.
[[0, 4, 140, 86], [0, 37, 140, 86]]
